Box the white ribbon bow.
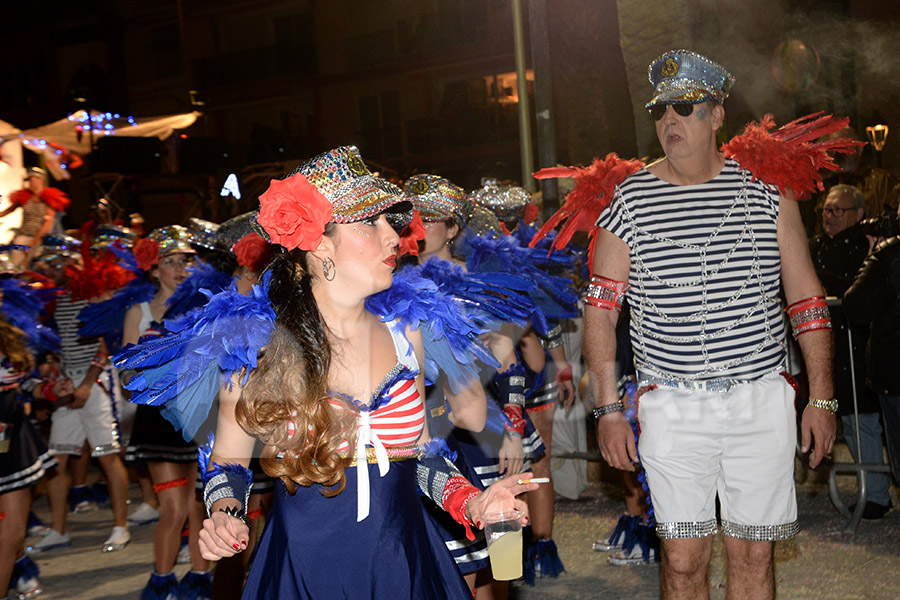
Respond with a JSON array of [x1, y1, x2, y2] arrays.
[[355, 411, 390, 522]]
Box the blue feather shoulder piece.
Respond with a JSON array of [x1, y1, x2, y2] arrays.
[[0, 278, 61, 355], [108, 243, 141, 274], [458, 233, 579, 334], [164, 263, 233, 319], [417, 257, 534, 332], [77, 276, 157, 352], [114, 272, 276, 441], [365, 268, 498, 393]]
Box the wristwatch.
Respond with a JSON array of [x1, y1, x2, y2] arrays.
[[807, 397, 838, 414]]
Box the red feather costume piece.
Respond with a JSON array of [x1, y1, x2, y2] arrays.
[[529, 153, 644, 263], [65, 247, 135, 301], [7, 187, 71, 211], [720, 112, 866, 200]]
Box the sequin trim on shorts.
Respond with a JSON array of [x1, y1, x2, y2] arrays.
[[721, 519, 799, 541], [656, 519, 718, 539]]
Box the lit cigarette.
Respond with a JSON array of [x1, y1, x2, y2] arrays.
[[518, 477, 550, 484]]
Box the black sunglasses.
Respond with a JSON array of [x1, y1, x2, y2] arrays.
[[648, 103, 696, 121]]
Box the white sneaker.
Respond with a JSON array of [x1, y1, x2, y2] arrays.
[[608, 545, 657, 566], [127, 502, 160, 526], [102, 526, 131, 553], [27, 530, 70, 554], [175, 542, 191, 565], [16, 573, 42, 598]]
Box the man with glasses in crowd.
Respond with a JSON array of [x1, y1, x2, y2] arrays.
[[809, 184, 892, 519], [585, 49, 836, 600]]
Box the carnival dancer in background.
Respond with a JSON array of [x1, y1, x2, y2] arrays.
[[26, 235, 132, 555], [467, 181, 577, 583], [120, 226, 213, 600], [400, 174, 536, 599], [531, 49, 860, 599], [0, 248, 60, 600], [0, 168, 70, 266], [116, 146, 538, 599]]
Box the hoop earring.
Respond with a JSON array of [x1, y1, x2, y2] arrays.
[[322, 258, 336, 281]]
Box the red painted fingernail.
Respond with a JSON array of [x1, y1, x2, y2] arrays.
[[241, 541, 247, 548], [233, 544, 240, 550]]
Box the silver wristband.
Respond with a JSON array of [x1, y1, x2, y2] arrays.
[[592, 400, 625, 419]]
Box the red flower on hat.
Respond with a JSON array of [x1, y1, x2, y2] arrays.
[[523, 202, 539, 225], [257, 174, 332, 252], [134, 238, 160, 271], [398, 210, 426, 257], [232, 233, 273, 272]]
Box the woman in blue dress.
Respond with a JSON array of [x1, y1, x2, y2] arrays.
[[125, 147, 537, 599]]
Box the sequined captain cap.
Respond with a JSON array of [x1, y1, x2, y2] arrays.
[[646, 49, 735, 108], [34, 234, 82, 262], [468, 179, 532, 221], [292, 146, 410, 224], [0, 244, 28, 274], [402, 174, 472, 228], [187, 218, 227, 252], [91, 224, 137, 251], [148, 225, 197, 257]]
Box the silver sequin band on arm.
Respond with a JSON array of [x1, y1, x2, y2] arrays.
[[583, 275, 629, 312], [540, 324, 564, 349], [785, 296, 831, 339]]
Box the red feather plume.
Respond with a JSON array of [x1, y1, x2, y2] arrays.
[[65, 247, 135, 301], [721, 112, 866, 201], [39, 188, 71, 211], [529, 153, 644, 256]]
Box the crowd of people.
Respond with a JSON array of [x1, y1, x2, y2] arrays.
[[0, 47, 896, 600]]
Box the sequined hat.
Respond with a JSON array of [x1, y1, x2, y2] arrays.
[[218, 212, 257, 249], [91, 224, 137, 251], [468, 180, 532, 221], [187, 218, 227, 252], [148, 225, 197, 257], [645, 49, 735, 108], [34, 234, 82, 262], [402, 174, 472, 228], [293, 146, 410, 224]]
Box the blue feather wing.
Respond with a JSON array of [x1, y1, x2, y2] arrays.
[[365, 269, 498, 393], [460, 234, 579, 335], [77, 278, 157, 352], [0, 278, 61, 354], [114, 274, 276, 441], [164, 263, 233, 319]]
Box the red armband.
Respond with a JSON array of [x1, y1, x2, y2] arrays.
[[583, 275, 629, 311], [503, 405, 526, 438], [786, 296, 831, 339], [40, 381, 59, 403], [442, 476, 481, 541]]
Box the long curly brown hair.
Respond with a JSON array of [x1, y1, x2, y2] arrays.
[[235, 237, 357, 497], [0, 315, 34, 375]]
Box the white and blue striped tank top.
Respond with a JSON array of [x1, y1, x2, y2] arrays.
[[596, 159, 787, 381]]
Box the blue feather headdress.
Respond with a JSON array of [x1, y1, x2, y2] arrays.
[[114, 272, 276, 440]]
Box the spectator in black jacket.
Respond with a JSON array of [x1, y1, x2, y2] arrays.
[[810, 184, 891, 518], [844, 219, 900, 497]]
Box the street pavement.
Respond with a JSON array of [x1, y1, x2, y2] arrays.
[[24, 454, 900, 600]]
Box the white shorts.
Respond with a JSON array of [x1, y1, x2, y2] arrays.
[[637, 372, 798, 541], [49, 376, 122, 457]]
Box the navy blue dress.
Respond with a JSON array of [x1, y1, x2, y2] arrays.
[[242, 459, 471, 599]]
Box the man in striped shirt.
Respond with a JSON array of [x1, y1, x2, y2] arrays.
[[584, 50, 836, 600]]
